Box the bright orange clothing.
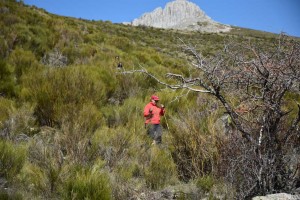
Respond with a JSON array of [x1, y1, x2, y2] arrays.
[[143, 102, 165, 124]]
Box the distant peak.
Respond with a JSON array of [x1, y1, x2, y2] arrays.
[[130, 0, 231, 33]]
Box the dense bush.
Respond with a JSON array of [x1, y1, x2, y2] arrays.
[[2, 103, 36, 138], [0, 60, 15, 96], [0, 97, 14, 127], [21, 66, 112, 127], [169, 96, 221, 181], [145, 147, 178, 190], [63, 168, 111, 200], [0, 37, 9, 58], [19, 162, 51, 195], [0, 139, 27, 180], [8, 47, 40, 83]]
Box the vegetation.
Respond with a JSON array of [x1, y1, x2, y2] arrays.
[[0, 0, 299, 199]]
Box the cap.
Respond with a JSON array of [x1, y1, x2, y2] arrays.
[[151, 95, 159, 101]]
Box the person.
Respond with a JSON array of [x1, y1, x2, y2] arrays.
[[117, 62, 123, 68], [115, 56, 123, 69], [143, 95, 165, 144]]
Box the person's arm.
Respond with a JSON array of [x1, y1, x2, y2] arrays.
[[144, 104, 152, 117]]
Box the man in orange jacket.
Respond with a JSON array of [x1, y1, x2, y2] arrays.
[[143, 95, 165, 144]]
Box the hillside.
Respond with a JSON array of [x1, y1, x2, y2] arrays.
[[1, 1, 300, 200]]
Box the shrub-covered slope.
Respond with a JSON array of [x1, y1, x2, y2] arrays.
[[1, 1, 299, 199]]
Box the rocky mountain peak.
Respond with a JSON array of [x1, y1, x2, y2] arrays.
[[130, 0, 231, 33]]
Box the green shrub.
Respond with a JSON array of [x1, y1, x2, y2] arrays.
[[134, 51, 151, 64], [18, 162, 49, 195], [114, 72, 147, 101], [59, 107, 104, 163], [74, 103, 104, 134], [107, 36, 133, 52], [0, 37, 9, 58], [21, 66, 109, 127], [84, 32, 106, 44], [145, 147, 178, 190], [0, 190, 22, 200], [0, 60, 15, 96], [56, 27, 83, 46], [8, 47, 39, 83], [3, 103, 37, 138], [196, 175, 215, 193], [2, 13, 21, 26], [101, 97, 144, 128], [169, 95, 220, 181], [115, 161, 141, 181], [10, 23, 33, 48], [0, 139, 27, 180], [151, 53, 163, 65], [63, 168, 111, 200], [28, 25, 53, 57], [0, 97, 14, 127], [101, 106, 122, 128], [19, 127, 86, 196], [93, 126, 133, 169]]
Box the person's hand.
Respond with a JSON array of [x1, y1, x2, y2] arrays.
[[161, 104, 164, 108], [149, 108, 153, 113]]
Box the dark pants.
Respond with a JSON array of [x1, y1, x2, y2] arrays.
[[145, 123, 162, 144]]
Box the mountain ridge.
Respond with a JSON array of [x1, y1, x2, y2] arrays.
[[129, 0, 231, 33]]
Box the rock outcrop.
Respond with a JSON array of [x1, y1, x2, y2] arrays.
[[130, 0, 231, 33]]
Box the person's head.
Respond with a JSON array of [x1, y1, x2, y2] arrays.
[[151, 95, 159, 104]]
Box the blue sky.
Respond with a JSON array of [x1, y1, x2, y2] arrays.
[[23, 0, 300, 37]]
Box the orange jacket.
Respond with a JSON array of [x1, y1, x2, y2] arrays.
[[143, 102, 165, 124]]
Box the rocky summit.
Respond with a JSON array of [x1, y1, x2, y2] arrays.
[[130, 0, 231, 33]]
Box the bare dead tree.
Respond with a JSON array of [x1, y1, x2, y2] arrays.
[[121, 34, 300, 198]]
